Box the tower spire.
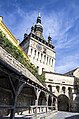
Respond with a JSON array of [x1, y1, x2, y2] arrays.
[[37, 12, 41, 24], [38, 12, 40, 17], [34, 12, 43, 37]]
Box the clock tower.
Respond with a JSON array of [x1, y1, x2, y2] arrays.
[[20, 13, 55, 75]]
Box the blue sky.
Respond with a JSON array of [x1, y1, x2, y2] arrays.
[[0, 0, 79, 73]]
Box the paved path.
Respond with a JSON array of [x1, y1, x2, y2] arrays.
[[50, 111, 79, 119], [0, 111, 79, 119]]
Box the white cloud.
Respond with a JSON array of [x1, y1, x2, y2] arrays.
[[2, 6, 79, 74], [55, 53, 79, 73]]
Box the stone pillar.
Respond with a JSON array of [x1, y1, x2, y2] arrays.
[[46, 94, 49, 112], [55, 98, 58, 110], [60, 86, 62, 94], [34, 88, 41, 119], [35, 99, 38, 118], [52, 97, 54, 111]]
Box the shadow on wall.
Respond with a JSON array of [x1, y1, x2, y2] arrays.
[[65, 115, 79, 119], [73, 94, 79, 112]]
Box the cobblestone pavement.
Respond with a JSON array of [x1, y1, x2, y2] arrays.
[[50, 111, 79, 119], [0, 112, 79, 119]]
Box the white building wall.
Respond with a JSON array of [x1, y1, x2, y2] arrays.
[[26, 37, 55, 75], [45, 72, 75, 98]]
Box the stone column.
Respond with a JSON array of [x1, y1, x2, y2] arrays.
[[35, 99, 38, 118], [55, 98, 58, 110], [46, 94, 49, 112], [34, 88, 41, 119], [60, 85, 62, 94], [52, 97, 54, 111]]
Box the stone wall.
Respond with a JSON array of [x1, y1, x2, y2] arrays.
[[0, 88, 11, 116]]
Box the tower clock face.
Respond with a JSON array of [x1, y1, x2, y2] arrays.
[[36, 44, 42, 51]]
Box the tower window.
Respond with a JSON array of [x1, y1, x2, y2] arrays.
[[38, 52, 40, 58], [44, 55, 46, 63], [49, 58, 51, 65], [31, 48, 33, 54], [44, 55, 46, 59], [52, 59, 53, 65], [47, 57, 48, 64], [41, 53, 43, 60], [62, 86, 65, 93], [34, 50, 36, 56]]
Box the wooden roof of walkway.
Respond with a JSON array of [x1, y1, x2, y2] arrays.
[[0, 46, 56, 98]]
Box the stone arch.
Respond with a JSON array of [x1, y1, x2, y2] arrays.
[[38, 91, 47, 105], [16, 85, 37, 115], [57, 94, 69, 111]]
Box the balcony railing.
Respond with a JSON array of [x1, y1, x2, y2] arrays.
[[0, 105, 57, 116]]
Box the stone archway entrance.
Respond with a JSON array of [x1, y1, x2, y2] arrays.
[[58, 94, 69, 111]]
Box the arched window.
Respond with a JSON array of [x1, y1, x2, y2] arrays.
[[52, 59, 53, 66], [56, 86, 60, 92], [48, 85, 52, 92], [49, 58, 51, 65], [41, 53, 43, 60], [38, 52, 40, 58], [62, 86, 65, 93], [68, 87, 72, 95], [31, 48, 33, 54], [44, 55, 46, 63], [34, 50, 36, 56], [47, 57, 48, 64]]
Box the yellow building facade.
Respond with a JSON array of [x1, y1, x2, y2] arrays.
[[0, 16, 29, 60]]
